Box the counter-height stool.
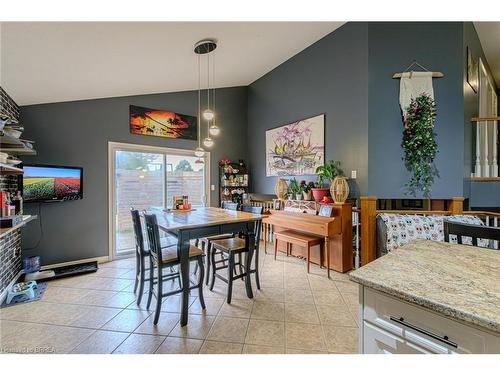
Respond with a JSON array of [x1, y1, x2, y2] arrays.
[[195, 201, 239, 284], [143, 213, 206, 324], [130, 208, 178, 306], [209, 205, 263, 303]]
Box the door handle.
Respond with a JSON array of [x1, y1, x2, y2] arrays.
[[390, 316, 458, 348]]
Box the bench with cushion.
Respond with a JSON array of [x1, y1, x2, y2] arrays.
[[274, 230, 324, 274], [376, 213, 488, 257]]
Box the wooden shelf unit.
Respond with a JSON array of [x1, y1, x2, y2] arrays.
[[219, 161, 249, 206], [0, 163, 23, 175]]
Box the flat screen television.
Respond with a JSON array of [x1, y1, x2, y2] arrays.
[[22, 164, 83, 202]]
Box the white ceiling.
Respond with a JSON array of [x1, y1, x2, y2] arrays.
[[0, 22, 344, 105], [474, 22, 500, 87]]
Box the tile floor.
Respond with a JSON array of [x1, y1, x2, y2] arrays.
[[0, 244, 359, 354]]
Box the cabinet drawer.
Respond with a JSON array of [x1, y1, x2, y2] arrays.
[[363, 321, 433, 354], [363, 288, 500, 354]]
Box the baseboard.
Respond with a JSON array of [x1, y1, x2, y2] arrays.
[[40, 256, 109, 270], [0, 270, 23, 304]]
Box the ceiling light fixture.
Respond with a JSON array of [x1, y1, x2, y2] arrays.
[[195, 39, 220, 150], [194, 51, 205, 158]]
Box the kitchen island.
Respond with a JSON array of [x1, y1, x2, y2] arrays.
[[349, 239, 500, 354]]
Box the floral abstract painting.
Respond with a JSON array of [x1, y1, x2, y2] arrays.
[[266, 114, 325, 176], [130, 105, 197, 140]]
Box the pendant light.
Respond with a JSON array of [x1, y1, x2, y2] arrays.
[[202, 44, 214, 148], [194, 39, 218, 152], [194, 52, 205, 158], [209, 51, 221, 137]]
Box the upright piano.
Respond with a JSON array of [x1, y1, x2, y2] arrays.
[[263, 203, 353, 273]]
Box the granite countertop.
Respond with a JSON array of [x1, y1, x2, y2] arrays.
[[349, 239, 500, 334]]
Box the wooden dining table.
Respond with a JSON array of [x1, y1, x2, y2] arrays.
[[149, 207, 266, 326]]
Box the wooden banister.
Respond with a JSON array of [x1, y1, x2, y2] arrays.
[[376, 210, 451, 215], [360, 196, 377, 266], [448, 197, 464, 214]]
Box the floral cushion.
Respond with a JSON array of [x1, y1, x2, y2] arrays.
[[377, 213, 487, 255]]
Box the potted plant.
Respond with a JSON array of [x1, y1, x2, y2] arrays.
[[302, 180, 313, 200], [312, 160, 343, 202], [289, 178, 302, 200]]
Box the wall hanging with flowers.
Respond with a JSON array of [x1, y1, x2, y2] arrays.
[[401, 94, 439, 197]]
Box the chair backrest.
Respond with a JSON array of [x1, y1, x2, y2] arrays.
[[130, 208, 146, 256], [143, 213, 163, 262], [222, 201, 238, 210], [241, 205, 264, 243], [443, 219, 500, 248], [241, 205, 264, 214]]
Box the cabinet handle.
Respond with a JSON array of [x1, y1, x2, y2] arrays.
[[389, 316, 458, 348]]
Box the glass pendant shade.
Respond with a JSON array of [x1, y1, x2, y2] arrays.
[[203, 137, 214, 148], [209, 124, 220, 136], [203, 109, 215, 121], [194, 147, 205, 157]]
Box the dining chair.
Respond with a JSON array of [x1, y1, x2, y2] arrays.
[[143, 213, 206, 324], [209, 205, 263, 303], [130, 208, 178, 306], [443, 219, 500, 248], [195, 201, 239, 284]]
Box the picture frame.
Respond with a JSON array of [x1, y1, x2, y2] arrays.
[[265, 114, 325, 176], [272, 199, 282, 210], [130, 105, 197, 140], [318, 204, 333, 217], [467, 47, 479, 93]]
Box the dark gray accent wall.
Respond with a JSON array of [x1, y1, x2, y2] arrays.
[[463, 22, 498, 206], [247, 23, 369, 196], [367, 22, 465, 199], [470, 181, 500, 208], [20, 87, 248, 265]]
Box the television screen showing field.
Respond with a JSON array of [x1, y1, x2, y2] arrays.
[[23, 166, 82, 202]]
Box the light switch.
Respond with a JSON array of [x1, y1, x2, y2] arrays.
[[211, 184, 215, 191], [351, 170, 357, 179]]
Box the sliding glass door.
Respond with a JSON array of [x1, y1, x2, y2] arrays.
[[109, 142, 209, 259]]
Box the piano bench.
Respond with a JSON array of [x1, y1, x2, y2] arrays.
[[274, 230, 324, 274]]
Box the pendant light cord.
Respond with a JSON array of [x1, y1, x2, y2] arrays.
[[213, 52, 216, 126], [198, 54, 201, 147]]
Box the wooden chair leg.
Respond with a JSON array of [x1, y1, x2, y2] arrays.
[[238, 253, 244, 279], [274, 237, 278, 260], [263, 224, 267, 254], [197, 257, 206, 309], [319, 242, 324, 269], [307, 245, 311, 274], [146, 256, 154, 309], [133, 252, 140, 294], [325, 238, 330, 279], [153, 264, 163, 325], [204, 241, 211, 285], [227, 253, 234, 304], [137, 255, 146, 305], [209, 246, 217, 291], [254, 246, 261, 290]]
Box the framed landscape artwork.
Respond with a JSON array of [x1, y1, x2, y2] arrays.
[[266, 114, 325, 176], [130, 105, 197, 140]]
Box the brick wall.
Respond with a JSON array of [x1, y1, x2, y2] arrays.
[[1, 86, 22, 297]]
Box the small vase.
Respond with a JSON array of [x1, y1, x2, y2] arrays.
[[295, 193, 302, 200], [303, 191, 312, 201], [274, 178, 288, 200], [330, 176, 350, 204]]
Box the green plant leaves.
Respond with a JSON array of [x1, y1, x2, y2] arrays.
[[402, 95, 439, 198]]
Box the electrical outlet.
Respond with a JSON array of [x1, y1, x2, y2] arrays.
[[211, 184, 215, 191], [351, 170, 357, 179]]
